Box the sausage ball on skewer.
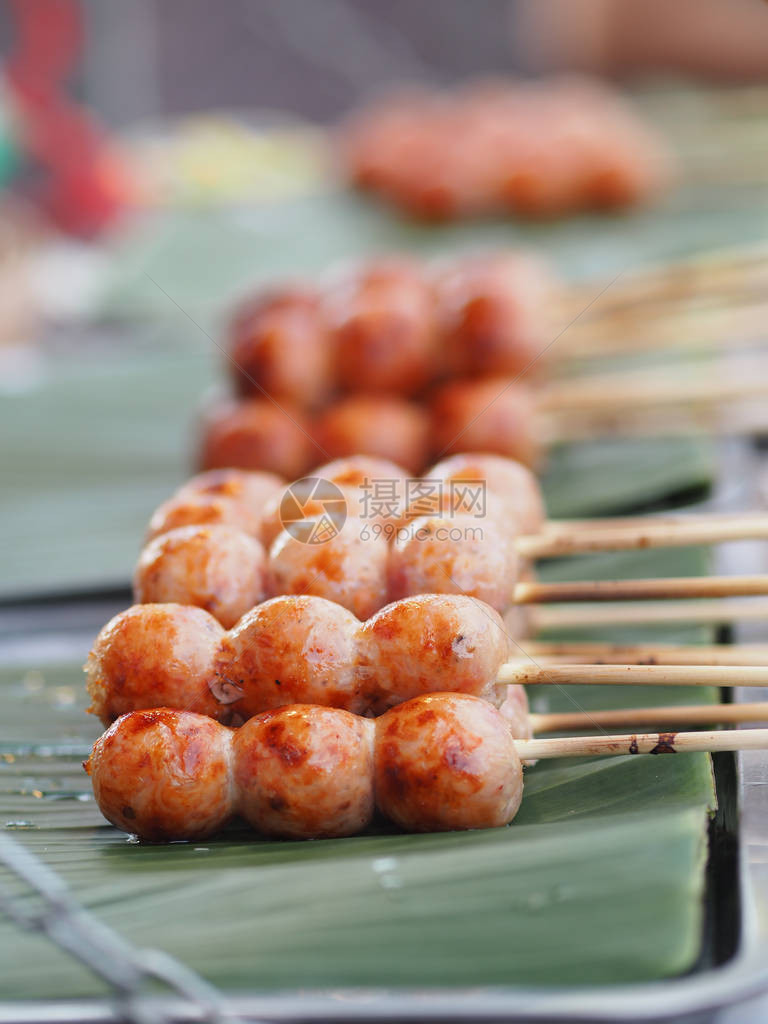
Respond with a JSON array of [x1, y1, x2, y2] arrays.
[[342, 95, 491, 220], [433, 251, 555, 379], [316, 455, 409, 536], [199, 397, 316, 480], [430, 378, 542, 469], [134, 525, 266, 629], [364, 91, 513, 221], [268, 517, 388, 621], [497, 682, 533, 741], [228, 286, 334, 408], [323, 259, 438, 396], [374, 693, 524, 833], [259, 455, 410, 548], [259, 490, 337, 551], [355, 593, 531, 734], [340, 90, 443, 191], [145, 492, 264, 544], [85, 604, 226, 725], [542, 76, 673, 210], [85, 709, 235, 842], [176, 468, 285, 513], [314, 455, 410, 490], [388, 515, 518, 614], [495, 117, 586, 218], [150, 468, 286, 546], [378, 129, 496, 222], [425, 453, 545, 536], [233, 705, 375, 839], [357, 594, 511, 714], [313, 396, 431, 474], [216, 595, 367, 718]]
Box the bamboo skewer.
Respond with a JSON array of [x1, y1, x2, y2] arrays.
[[498, 663, 768, 688], [574, 238, 768, 283], [514, 576, 768, 604], [533, 359, 768, 443], [565, 255, 768, 309], [530, 702, 768, 734], [539, 513, 768, 534], [516, 728, 768, 761], [539, 366, 768, 416], [558, 243, 768, 319], [518, 515, 768, 559], [541, 404, 768, 444], [561, 290, 768, 327], [551, 241, 768, 358], [520, 641, 768, 666], [530, 598, 768, 631], [551, 301, 768, 357]]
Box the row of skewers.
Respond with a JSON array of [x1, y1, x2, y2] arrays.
[[86, 450, 768, 842], [87, 231, 768, 845], [202, 246, 768, 478], [227, 252, 555, 403], [340, 76, 674, 221], [86, 697, 768, 843], [133, 454, 768, 627], [88, 590, 768, 731]]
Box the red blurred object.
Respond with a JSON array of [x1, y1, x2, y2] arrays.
[[4, 0, 133, 235]]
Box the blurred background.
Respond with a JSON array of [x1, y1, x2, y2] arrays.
[[7, 0, 768, 127]]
